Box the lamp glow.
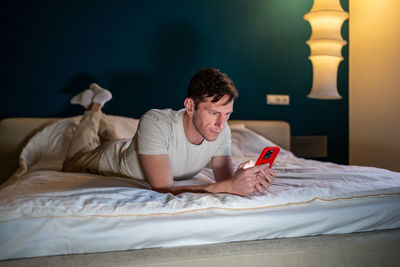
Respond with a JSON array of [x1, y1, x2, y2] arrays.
[[304, 0, 348, 99]]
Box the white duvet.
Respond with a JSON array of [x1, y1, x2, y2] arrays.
[[1, 116, 400, 259]]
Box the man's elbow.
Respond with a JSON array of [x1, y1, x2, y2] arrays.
[[149, 182, 174, 193]]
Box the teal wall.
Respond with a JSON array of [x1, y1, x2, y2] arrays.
[[1, 0, 348, 164]]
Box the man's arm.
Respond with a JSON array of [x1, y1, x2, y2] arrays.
[[139, 154, 274, 196], [211, 155, 234, 181], [138, 154, 226, 194]]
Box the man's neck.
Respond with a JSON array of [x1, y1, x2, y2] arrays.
[[183, 112, 204, 145]]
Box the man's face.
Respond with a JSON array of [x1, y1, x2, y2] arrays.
[[192, 95, 234, 142]]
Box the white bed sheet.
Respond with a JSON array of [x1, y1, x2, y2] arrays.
[[1, 119, 400, 260]]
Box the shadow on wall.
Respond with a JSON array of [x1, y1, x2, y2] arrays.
[[55, 21, 201, 118]]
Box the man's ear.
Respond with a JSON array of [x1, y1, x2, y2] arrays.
[[184, 98, 195, 116]]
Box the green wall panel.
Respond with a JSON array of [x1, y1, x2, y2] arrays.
[[1, 0, 348, 163]]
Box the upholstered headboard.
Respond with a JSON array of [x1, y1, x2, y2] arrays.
[[0, 117, 290, 185], [228, 120, 290, 151]]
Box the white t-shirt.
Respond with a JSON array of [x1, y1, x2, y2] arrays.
[[98, 108, 231, 180]]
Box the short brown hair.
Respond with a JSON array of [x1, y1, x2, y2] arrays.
[[187, 68, 238, 109]]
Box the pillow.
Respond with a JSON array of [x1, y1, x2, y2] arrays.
[[230, 124, 280, 158], [15, 115, 139, 176], [105, 115, 139, 139]]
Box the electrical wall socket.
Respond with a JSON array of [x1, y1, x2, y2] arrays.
[[267, 94, 290, 105]]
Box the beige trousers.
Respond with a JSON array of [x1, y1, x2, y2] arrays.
[[63, 111, 118, 174]]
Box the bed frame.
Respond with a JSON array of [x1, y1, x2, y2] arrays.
[[1, 117, 399, 266]]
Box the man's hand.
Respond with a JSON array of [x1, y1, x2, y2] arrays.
[[228, 160, 276, 196]]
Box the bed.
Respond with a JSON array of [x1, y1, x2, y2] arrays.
[[0, 115, 399, 266]]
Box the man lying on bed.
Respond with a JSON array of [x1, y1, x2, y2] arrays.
[[63, 68, 275, 196]]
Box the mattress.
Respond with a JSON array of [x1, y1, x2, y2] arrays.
[[1, 117, 400, 260]]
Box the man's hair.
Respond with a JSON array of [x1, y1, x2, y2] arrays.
[[187, 68, 238, 109]]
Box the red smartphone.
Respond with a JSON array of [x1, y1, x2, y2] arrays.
[[255, 146, 280, 167]]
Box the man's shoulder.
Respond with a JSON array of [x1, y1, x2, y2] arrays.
[[136, 108, 185, 144], [142, 108, 184, 124]]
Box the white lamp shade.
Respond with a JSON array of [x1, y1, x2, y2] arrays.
[[304, 0, 348, 100], [309, 0, 346, 12], [304, 11, 348, 41], [308, 56, 343, 99], [307, 39, 346, 57]]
